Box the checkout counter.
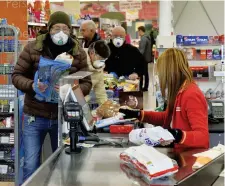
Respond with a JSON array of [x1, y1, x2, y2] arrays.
[[22, 133, 224, 186], [22, 75, 224, 186]]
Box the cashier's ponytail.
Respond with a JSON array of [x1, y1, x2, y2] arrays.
[[156, 48, 194, 113]]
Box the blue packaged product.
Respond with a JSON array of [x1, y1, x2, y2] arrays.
[[0, 40, 3, 52], [176, 35, 183, 44], [183, 36, 197, 45], [213, 49, 221, 60], [4, 40, 8, 52], [196, 36, 208, 45], [8, 40, 12, 52]]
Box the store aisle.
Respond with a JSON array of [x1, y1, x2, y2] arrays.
[[144, 63, 156, 111]]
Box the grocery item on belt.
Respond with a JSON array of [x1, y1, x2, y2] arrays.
[[120, 144, 179, 181], [192, 144, 225, 169], [129, 127, 175, 146], [96, 100, 120, 118]]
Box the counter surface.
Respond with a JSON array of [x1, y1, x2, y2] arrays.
[[23, 146, 224, 186]]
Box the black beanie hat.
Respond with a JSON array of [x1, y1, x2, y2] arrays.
[[48, 11, 71, 31]]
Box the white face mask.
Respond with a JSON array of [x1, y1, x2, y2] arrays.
[[93, 60, 105, 69], [113, 37, 124, 48], [51, 31, 69, 46]]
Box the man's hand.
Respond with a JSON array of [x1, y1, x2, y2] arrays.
[[32, 80, 48, 93], [54, 85, 59, 93], [129, 73, 138, 81]]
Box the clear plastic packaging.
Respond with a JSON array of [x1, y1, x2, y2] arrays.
[[120, 145, 179, 181]]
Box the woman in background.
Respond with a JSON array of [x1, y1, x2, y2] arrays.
[[120, 48, 209, 149], [121, 22, 131, 44]]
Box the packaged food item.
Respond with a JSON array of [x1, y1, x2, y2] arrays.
[[192, 144, 224, 169], [219, 35, 224, 44], [120, 144, 179, 180], [195, 49, 201, 60], [129, 127, 175, 146], [200, 50, 207, 60], [207, 49, 213, 60], [96, 100, 120, 118], [213, 36, 220, 44], [110, 124, 134, 134], [184, 48, 196, 60], [208, 36, 214, 44], [213, 49, 221, 60]]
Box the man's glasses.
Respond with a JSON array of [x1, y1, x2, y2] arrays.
[[51, 27, 70, 34]]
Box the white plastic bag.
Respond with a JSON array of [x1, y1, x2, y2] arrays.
[[55, 52, 73, 65], [129, 126, 175, 146], [120, 144, 178, 180]]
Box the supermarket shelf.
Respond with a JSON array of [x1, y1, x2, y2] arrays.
[[28, 22, 46, 26], [0, 98, 15, 100], [0, 52, 15, 54], [189, 60, 220, 66], [0, 113, 13, 117], [0, 159, 14, 163], [189, 59, 221, 61], [0, 128, 14, 131], [0, 144, 14, 146], [0, 174, 14, 182], [214, 71, 225, 77]]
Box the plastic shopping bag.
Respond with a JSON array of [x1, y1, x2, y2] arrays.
[[34, 56, 71, 103], [129, 126, 175, 146]]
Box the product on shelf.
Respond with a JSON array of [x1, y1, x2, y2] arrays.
[[200, 50, 207, 60], [213, 49, 221, 60], [207, 49, 213, 60]]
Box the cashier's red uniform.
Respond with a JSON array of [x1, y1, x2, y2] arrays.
[[141, 82, 209, 149]]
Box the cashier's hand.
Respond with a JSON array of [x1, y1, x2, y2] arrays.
[[160, 140, 174, 146], [129, 73, 139, 81], [119, 107, 141, 119], [168, 129, 183, 143]]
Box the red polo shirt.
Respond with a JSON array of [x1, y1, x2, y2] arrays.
[[141, 82, 209, 149]]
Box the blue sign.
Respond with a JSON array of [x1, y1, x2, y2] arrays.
[[183, 36, 197, 45], [196, 36, 209, 45]]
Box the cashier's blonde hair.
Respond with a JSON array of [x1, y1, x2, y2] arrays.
[[156, 48, 193, 113]]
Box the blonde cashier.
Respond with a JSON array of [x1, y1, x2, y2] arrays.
[[120, 48, 209, 149]]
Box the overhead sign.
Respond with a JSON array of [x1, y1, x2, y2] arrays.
[[119, 1, 142, 11]]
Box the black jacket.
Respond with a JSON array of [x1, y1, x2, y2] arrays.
[[82, 33, 101, 48], [105, 42, 145, 77]]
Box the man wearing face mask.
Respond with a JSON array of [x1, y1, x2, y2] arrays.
[[105, 26, 145, 81], [86, 40, 110, 105], [80, 20, 101, 48], [12, 11, 92, 182]]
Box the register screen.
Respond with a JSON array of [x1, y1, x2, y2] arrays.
[[73, 86, 94, 130]]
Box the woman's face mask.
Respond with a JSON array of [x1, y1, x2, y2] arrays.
[[89, 50, 106, 69], [113, 37, 124, 48], [51, 31, 69, 46], [93, 59, 105, 69]]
